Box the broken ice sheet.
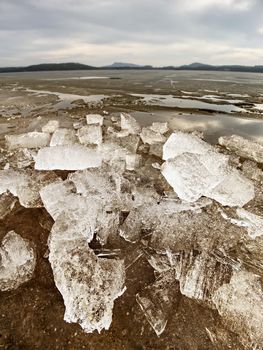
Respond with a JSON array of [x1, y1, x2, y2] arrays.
[[136, 270, 178, 336], [42, 120, 59, 133], [17, 170, 58, 208], [212, 270, 263, 348], [120, 112, 141, 135], [5, 132, 51, 150], [223, 208, 263, 239], [50, 128, 77, 146], [35, 145, 102, 170], [219, 134, 263, 163], [49, 216, 126, 333], [161, 152, 254, 207], [77, 125, 102, 145], [0, 231, 36, 291]]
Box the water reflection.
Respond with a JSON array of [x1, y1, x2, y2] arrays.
[[131, 111, 263, 145]]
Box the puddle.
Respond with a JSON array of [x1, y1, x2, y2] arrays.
[[43, 76, 110, 81], [25, 88, 109, 109], [131, 111, 263, 145], [132, 94, 246, 113]]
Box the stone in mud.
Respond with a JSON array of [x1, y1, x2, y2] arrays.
[[77, 125, 102, 145], [219, 135, 263, 163], [0, 192, 17, 220], [120, 113, 141, 135], [49, 215, 126, 333], [42, 120, 59, 133], [35, 145, 102, 170], [86, 114, 104, 126], [50, 128, 77, 146], [0, 231, 36, 291], [5, 132, 51, 150]]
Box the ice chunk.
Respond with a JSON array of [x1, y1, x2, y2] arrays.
[[50, 128, 77, 146], [120, 113, 141, 135], [17, 171, 58, 208], [163, 131, 212, 161], [0, 192, 17, 220], [231, 208, 263, 239], [119, 209, 142, 243], [77, 125, 102, 145], [149, 122, 169, 134], [172, 250, 232, 302], [0, 170, 29, 196], [136, 270, 178, 336], [5, 132, 51, 150], [219, 135, 263, 163], [140, 127, 166, 145], [125, 154, 142, 171], [0, 231, 36, 291], [35, 145, 102, 170], [86, 114, 104, 126], [161, 152, 254, 206], [149, 143, 163, 158], [49, 216, 126, 333], [212, 270, 263, 348], [42, 120, 59, 133]]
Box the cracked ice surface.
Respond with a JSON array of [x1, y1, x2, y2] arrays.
[[0, 231, 36, 291]]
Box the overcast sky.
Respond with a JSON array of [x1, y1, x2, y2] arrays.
[[0, 0, 263, 67]]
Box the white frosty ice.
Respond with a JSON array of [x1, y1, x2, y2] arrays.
[[42, 120, 59, 133], [219, 135, 263, 163], [50, 128, 77, 146], [161, 132, 254, 207], [149, 122, 169, 134], [49, 214, 126, 333], [225, 208, 263, 239], [0, 170, 29, 197], [125, 154, 142, 171], [0, 231, 36, 291], [86, 114, 104, 126], [120, 113, 141, 135], [77, 125, 102, 145], [35, 145, 102, 170], [5, 132, 51, 150], [140, 127, 166, 145], [163, 131, 211, 161]]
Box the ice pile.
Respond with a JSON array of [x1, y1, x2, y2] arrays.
[[1, 112, 263, 348]]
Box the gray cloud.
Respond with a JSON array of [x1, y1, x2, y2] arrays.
[[0, 0, 263, 66]]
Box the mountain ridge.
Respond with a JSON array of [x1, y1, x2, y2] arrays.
[[1, 62, 263, 73]]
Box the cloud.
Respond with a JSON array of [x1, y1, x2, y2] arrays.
[[0, 0, 262, 66]]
